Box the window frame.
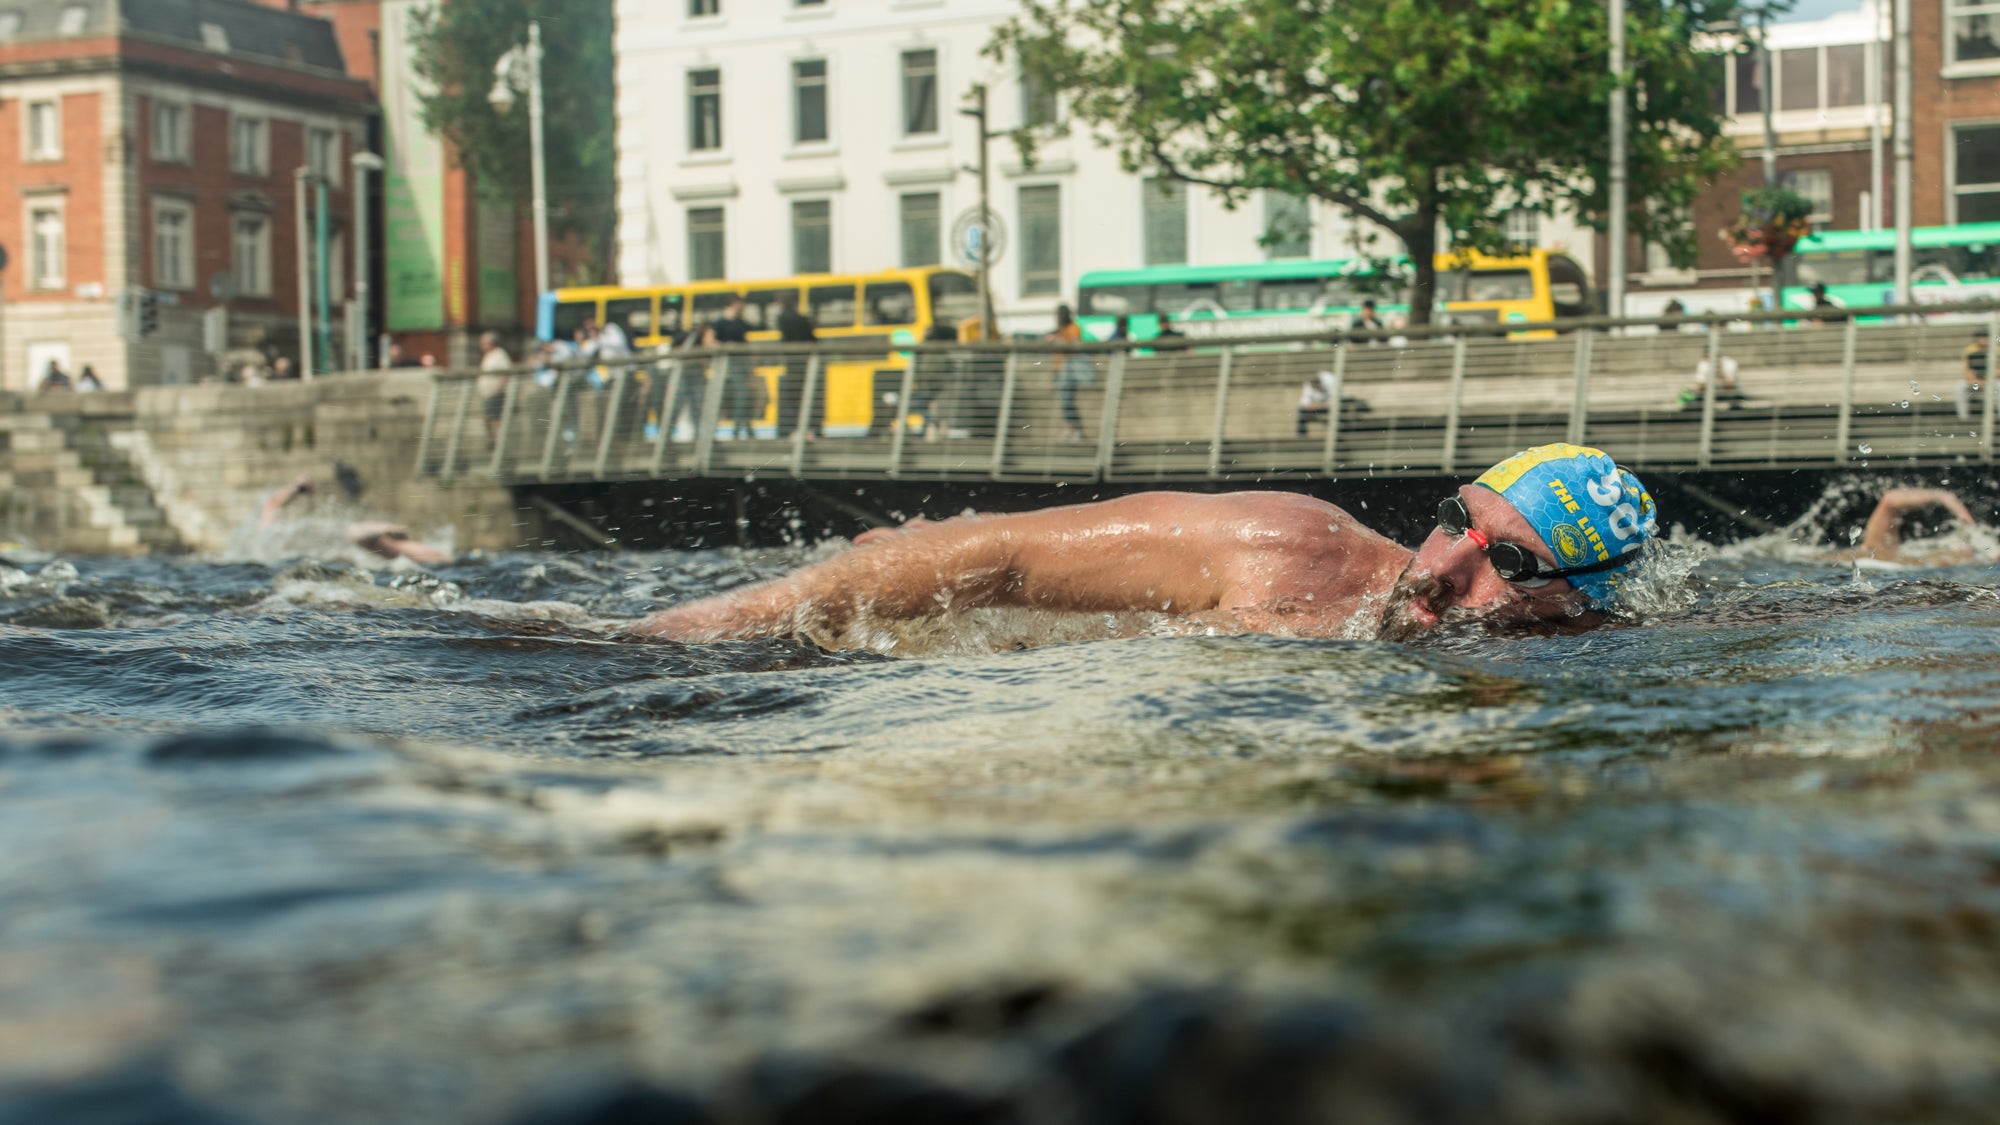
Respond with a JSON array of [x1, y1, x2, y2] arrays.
[[151, 99, 190, 163], [1781, 168, 1834, 227], [306, 126, 341, 186], [791, 198, 833, 275], [1950, 120, 2000, 224], [688, 205, 727, 280], [28, 198, 66, 290], [231, 115, 268, 176], [152, 197, 195, 291], [1262, 191, 1311, 259], [25, 98, 61, 162], [792, 57, 829, 147], [1018, 182, 1062, 298], [232, 212, 272, 297], [1141, 176, 1188, 268], [687, 67, 724, 154], [900, 47, 940, 137], [688, 0, 719, 15], [899, 191, 942, 268], [1950, 0, 2000, 69]]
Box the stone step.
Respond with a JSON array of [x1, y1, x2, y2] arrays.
[[0, 414, 59, 433], [9, 466, 97, 488], [0, 429, 69, 453], [5, 450, 83, 473]]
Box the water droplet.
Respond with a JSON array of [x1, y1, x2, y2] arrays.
[[1857, 443, 1873, 454], [1899, 400, 1911, 409]]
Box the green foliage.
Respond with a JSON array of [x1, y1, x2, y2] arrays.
[[407, 0, 616, 284], [1723, 184, 1816, 263], [989, 0, 1746, 322]]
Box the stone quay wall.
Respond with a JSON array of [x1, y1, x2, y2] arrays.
[[1, 372, 531, 556]]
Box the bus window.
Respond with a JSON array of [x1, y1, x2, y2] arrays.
[[1155, 282, 1222, 317], [929, 271, 981, 326], [658, 295, 686, 339], [742, 287, 795, 330], [1545, 255, 1592, 317], [1216, 278, 1259, 311], [606, 296, 653, 339], [1258, 277, 1330, 311], [809, 284, 856, 328], [863, 281, 917, 326], [551, 300, 594, 342], [692, 291, 738, 320], [1080, 284, 1151, 316], [1456, 268, 1535, 303], [1796, 250, 1870, 287]]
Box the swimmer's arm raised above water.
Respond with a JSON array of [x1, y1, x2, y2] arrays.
[[629, 492, 1409, 641], [1859, 488, 1978, 557]]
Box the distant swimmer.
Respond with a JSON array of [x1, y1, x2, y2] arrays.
[[632, 443, 1658, 644], [1850, 487, 1994, 567], [258, 475, 453, 565]]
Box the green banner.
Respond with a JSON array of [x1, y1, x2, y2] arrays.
[[380, 0, 444, 332]]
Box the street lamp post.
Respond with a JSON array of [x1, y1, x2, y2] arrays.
[[959, 83, 997, 340], [491, 22, 550, 303], [351, 151, 384, 370], [295, 167, 314, 381]]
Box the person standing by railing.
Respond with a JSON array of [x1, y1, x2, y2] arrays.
[[1961, 328, 1989, 421], [1048, 303, 1092, 443]]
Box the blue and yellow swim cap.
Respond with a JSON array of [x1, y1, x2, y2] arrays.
[[1474, 443, 1657, 609]]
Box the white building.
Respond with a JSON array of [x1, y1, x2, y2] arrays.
[[612, 0, 1595, 334]]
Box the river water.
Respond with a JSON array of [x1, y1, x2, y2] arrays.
[[3, 489, 2000, 1124]]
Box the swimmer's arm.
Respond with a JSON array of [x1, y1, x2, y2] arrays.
[[258, 475, 315, 528], [630, 493, 1390, 642], [1859, 488, 1977, 556]]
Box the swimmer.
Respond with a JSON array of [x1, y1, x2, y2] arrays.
[[258, 476, 453, 565], [1851, 487, 1992, 566], [632, 443, 1658, 644]]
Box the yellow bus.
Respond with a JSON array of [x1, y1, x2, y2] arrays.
[[536, 266, 982, 435]]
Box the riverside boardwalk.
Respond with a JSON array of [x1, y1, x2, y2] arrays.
[[419, 303, 2000, 490]]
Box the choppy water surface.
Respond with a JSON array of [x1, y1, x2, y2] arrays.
[[4, 500, 2000, 1123]]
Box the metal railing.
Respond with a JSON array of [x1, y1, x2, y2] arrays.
[[413, 301, 2000, 485]]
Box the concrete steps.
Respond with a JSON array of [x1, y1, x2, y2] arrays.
[[0, 407, 190, 556]]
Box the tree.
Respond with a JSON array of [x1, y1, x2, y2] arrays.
[[408, 0, 617, 286], [989, 0, 1745, 325]]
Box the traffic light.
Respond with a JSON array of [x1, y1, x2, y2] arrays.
[[137, 290, 160, 338]]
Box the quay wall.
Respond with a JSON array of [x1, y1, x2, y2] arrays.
[[1, 372, 532, 556]]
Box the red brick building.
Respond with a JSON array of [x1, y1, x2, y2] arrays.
[[0, 0, 373, 390], [1620, 1, 2000, 311]]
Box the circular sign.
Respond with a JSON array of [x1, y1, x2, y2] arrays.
[[209, 271, 236, 301], [951, 206, 1006, 267]]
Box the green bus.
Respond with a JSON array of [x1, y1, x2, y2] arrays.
[[1076, 249, 1593, 341], [1788, 222, 2000, 317]]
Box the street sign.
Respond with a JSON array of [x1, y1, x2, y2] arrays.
[[951, 206, 1005, 267], [209, 271, 235, 302]]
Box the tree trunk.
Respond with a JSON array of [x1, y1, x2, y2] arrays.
[[1402, 194, 1440, 328]]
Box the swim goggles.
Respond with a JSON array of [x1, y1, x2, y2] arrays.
[[1437, 495, 1639, 587]]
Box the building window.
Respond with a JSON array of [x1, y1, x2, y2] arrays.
[[1019, 184, 1060, 297], [1504, 208, 1541, 250], [231, 116, 267, 175], [232, 214, 271, 297], [688, 206, 725, 279], [307, 127, 339, 184], [151, 101, 189, 162], [1826, 43, 1868, 106], [1733, 52, 1761, 115], [689, 0, 718, 14], [795, 0, 826, 7], [900, 192, 940, 267], [793, 59, 827, 145], [1263, 192, 1310, 258], [901, 49, 938, 136], [1021, 69, 1056, 128], [57, 2, 86, 34], [792, 199, 831, 274], [29, 203, 65, 289], [26, 99, 60, 160], [1952, 0, 2000, 65], [153, 199, 193, 290], [1781, 169, 1834, 226], [0, 11, 21, 40], [688, 69, 722, 152], [1778, 47, 1818, 111], [199, 21, 229, 51], [1142, 177, 1187, 267], [1954, 124, 2000, 222]]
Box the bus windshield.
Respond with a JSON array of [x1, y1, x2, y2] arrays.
[[929, 271, 980, 325], [1438, 268, 1535, 303]]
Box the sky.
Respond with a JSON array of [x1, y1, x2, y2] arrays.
[[1778, 0, 1867, 21]]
